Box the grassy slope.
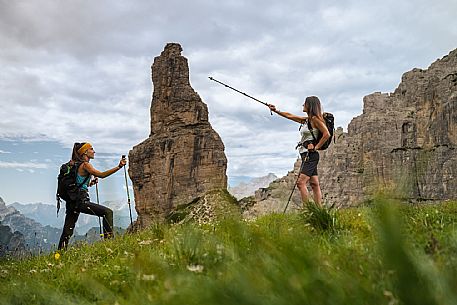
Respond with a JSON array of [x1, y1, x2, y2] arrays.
[[1, 198, 457, 305]]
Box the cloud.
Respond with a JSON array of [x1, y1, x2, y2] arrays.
[[0, 161, 49, 170], [0, 150, 11, 154], [0, 0, 456, 180]]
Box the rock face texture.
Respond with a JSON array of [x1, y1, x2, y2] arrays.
[[318, 49, 456, 206], [129, 43, 228, 227], [243, 48, 457, 216], [167, 189, 241, 225], [239, 161, 303, 219]]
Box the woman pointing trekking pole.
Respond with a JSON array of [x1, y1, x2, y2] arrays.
[[58, 142, 127, 250], [268, 96, 330, 206]]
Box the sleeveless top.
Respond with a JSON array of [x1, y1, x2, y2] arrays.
[[76, 165, 90, 191], [298, 126, 319, 154]]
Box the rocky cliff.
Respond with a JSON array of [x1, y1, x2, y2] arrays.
[[167, 189, 240, 225], [239, 160, 303, 219], [243, 48, 456, 215], [319, 48, 456, 206], [129, 43, 228, 227]]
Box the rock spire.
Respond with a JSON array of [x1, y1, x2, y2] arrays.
[[128, 43, 227, 227]]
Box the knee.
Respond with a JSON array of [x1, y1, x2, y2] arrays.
[[310, 179, 320, 190], [105, 208, 113, 218], [296, 176, 308, 189]]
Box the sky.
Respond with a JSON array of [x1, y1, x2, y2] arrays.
[[1, 0, 456, 205]]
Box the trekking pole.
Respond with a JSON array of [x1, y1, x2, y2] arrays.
[[208, 77, 273, 115], [283, 153, 308, 214], [95, 182, 103, 239], [122, 155, 134, 227]]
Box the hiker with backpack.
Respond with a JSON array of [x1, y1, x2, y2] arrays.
[[57, 142, 127, 250], [268, 96, 331, 206]]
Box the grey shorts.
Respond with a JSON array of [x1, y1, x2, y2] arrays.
[[300, 151, 319, 177]]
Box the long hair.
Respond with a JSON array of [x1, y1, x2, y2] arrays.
[[304, 96, 324, 121], [71, 142, 86, 163]]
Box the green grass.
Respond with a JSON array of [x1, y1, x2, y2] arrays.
[[1, 198, 457, 305]]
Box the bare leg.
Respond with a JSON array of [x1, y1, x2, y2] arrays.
[[297, 173, 311, 204], [309, 175, 322, 206]]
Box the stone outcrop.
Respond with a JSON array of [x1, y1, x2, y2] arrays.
[[318, 48, 456, 206], [243, 48, 456, 216], [167, 189, 240, 225], [239, 161, 303, 219], [129, 43, 228, 228]]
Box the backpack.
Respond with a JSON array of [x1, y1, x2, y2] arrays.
[[56, 161, 89, 216], [307, 112, 335, 150]]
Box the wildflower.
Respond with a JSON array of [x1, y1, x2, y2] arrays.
[[216, 244, 224, 255], [187, 264, 204, 273], [139, 240, 153, 245], [54, 252, 61, 260], [140, 274, 156, 281]]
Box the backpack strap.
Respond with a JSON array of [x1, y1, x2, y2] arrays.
[[76, 175, 91, 188], [307, 117, 318, 144]]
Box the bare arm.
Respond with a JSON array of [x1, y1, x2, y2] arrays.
[[268, 104, 307, 124], [82, 158, 127, 178], [312, 117, 330, 150]]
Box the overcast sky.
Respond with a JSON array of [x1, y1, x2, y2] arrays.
[[1, 0, 456, 204]]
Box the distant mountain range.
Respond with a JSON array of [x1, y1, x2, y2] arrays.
[[1, 196, 137, 254], [10, 199, 137, 234], [228, 173, 278, 199], [0, 197, 61, 254], [0, 220, 26, 257]]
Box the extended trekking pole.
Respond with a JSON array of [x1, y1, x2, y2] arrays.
[[208, 77, 273, 115], [283, 152, 308, 214], [95, 183, 103, 239], [122, 155, 134, 227]]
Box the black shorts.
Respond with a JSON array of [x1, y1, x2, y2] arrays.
[[300, 151, 319, 177]]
